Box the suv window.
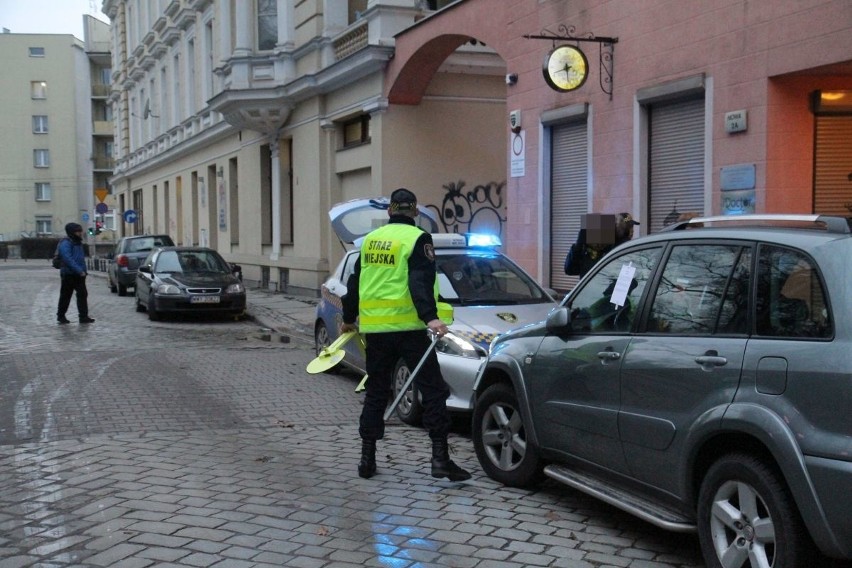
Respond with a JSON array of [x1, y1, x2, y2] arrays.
[[568, 247, 662, 332], [648, 244, 751, 335], [755, 244, 831, 338]]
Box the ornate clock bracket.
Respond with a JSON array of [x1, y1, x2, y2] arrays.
[[524, 25, 618, 99]]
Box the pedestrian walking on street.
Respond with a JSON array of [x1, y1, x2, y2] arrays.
[[56, 222, 95, 324], [341, 188, 471, 481]]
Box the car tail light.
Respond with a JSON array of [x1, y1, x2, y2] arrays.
[[116, 254, 129, 267]]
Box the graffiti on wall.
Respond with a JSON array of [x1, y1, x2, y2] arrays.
[[426, 180, 507, 238]]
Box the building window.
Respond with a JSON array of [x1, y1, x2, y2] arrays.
[[31, 81, 47, 99], [34, 149, 50, 168], [342, 115, 371, 148], [424, 0, 455, 9], [35, 182, 52, 201], [101, 67, 112, 85], [257, 0, 277, 51], [33, 115, 49, 134], [35, 217, 52, 236], [29, 47, 45, 57]]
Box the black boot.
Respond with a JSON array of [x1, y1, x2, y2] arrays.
[[358, 439, 377, 479], [431, 438, 471, 481]]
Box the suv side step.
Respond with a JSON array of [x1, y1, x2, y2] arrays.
[[544, 465, 697, 533]]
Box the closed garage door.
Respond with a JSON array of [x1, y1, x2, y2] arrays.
[[550, 121, 587, 292], [814, 115, 852, 215], [648, 98, 705, 232]]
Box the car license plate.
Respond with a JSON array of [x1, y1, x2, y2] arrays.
[[191, 295, 220, 304]]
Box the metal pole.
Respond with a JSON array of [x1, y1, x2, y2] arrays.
[[384, 333, 439, 421]]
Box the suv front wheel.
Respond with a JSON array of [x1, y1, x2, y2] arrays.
[[473, 383, 542, 487], [697, 453, 813, 568]]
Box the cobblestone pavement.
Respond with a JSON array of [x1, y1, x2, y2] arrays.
[[0, 262, 708, 567]]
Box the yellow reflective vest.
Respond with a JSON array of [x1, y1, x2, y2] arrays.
[[358, 223, 439, 333]]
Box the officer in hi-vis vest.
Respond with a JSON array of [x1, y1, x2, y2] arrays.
[[341, 188, 471, 481]]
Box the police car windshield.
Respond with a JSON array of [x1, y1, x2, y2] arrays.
[[436, 253, 551, 306]]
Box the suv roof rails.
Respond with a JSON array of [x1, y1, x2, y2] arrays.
[[666, 214, 851, 234]]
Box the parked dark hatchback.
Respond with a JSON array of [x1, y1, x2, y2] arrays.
[[107, 234, 175, 296], [134, 247, 246, 321], [472, 215, 852, 568]]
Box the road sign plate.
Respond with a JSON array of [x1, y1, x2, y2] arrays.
[[96, 203, 109, 214]]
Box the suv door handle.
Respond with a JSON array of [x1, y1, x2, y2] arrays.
[[597, 351, 621, 361], [695, 352, 727, 368]]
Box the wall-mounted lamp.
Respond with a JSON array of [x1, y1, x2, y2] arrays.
[[505, 73, 518, 86]]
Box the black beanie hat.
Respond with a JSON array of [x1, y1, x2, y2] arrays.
[[65, 222, 83, 237]]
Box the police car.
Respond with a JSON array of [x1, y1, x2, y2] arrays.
[[315, 197, 557, 425]]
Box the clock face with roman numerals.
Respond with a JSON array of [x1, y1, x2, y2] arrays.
[[543, 45, 589, 92]]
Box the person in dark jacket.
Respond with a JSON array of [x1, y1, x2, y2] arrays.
[[341, 188, 471, 482], [564, 212, 640, 277], [56, 222, 94, 324]]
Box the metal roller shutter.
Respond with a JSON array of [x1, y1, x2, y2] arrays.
[[649, 98, 705, 232], [550, 121, 587, 292], [814, 116, 852, 215]]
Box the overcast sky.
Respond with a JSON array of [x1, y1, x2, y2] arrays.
[[0, 0, 109, 39]]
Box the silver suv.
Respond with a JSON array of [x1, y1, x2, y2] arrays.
[[471, 215, 851, 567]]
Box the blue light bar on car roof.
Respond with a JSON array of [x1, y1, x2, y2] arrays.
[[465, 233, 502, 247]]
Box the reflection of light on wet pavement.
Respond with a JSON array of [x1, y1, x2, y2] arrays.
[[14, 381, 36, 440]]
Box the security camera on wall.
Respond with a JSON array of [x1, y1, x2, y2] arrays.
[[509, 109, 521, 134]]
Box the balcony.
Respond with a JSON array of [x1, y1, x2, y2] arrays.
[[91, 83, 110, 97], [333, 19, 369, 60], [92, 156, 115, 170], [93, 120, 113, 136]]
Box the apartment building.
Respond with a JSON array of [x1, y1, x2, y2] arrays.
[[0, 18, 113, 243], [103, 0, 505, 294]]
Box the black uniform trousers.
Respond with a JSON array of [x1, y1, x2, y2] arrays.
[[359, 329, 451, 442], [58, 274, 89, 320]]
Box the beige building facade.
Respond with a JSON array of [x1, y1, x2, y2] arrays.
[[103, 0, 506, 294], [0, 27, 104, 242]]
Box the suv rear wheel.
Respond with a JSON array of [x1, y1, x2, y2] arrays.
[[473, 383, 542, 487], [698, 453, 813, 568]]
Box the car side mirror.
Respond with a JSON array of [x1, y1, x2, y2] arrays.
[[231, 264, 243, 281], [138, 265, 152, 274], [545, 306, 572, 334]]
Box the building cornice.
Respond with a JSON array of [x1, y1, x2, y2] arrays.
[[208, 45, 394, 132]]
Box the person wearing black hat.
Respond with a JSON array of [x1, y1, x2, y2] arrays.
[[564, 212, 640, 278], [341, 188, 471, 482], [56, 222, 94, 324]]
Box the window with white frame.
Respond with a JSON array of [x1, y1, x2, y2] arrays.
[[35, 182, 52, 201], [34, 149, 50, 168], [35, 217, 52, 236], [32, 115, 49, 134], [31, 81, 47, 99], [29, 47, 45, 57], [257, 0, 277, 50]]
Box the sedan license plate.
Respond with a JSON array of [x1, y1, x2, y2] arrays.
[[191, 295, 220, 304]]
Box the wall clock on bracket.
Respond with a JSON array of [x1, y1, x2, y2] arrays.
[[543, 45, 589, 92]]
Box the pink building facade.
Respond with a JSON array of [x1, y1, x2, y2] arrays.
[[386, 0, 852, 291]]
